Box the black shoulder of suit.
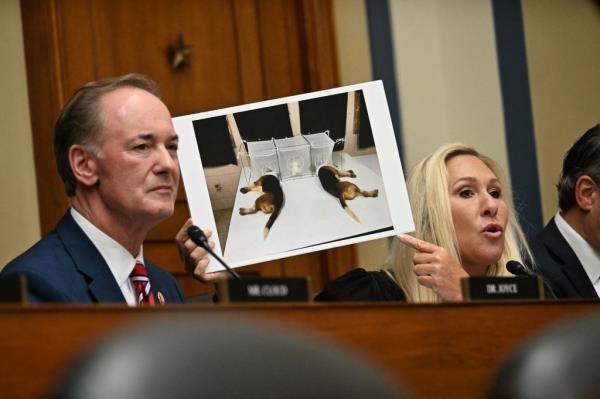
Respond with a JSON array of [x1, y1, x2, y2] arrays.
[[315, 267, 406, 302]]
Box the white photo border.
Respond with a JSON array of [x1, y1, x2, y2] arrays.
[[174, 80, 414, 272]]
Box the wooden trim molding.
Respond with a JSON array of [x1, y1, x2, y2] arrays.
[[21, 0, 70, 233]]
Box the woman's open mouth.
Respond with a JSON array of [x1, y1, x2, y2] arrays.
[[481, 223, 503, 238]]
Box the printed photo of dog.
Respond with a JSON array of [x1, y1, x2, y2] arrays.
[[180, 82, 408, 269], [318, 165, 379, 223], [239, 174, 285, 239]]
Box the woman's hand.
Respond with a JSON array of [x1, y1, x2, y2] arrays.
[[175, 219, 228, 283], [397, 233, 469, 301]]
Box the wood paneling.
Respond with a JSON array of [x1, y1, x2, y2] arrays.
[[232, 0, 266, 103], [21, 0, 354, 299], [1, 301, 598, 399], [20, 0, 70, 228]]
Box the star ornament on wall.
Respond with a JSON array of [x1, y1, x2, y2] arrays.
[[167, 33, 192, 71]]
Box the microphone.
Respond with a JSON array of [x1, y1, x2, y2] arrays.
[[506, 260, 556, 298], [506, 260, 534, 277], [187, 225, 311, 303], [187, 225, 240, 280]]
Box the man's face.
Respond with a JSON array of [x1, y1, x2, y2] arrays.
[[94, 87, 180, 229]]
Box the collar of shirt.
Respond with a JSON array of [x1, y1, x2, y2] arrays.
[[555, 212, 600, 288], [70, 208, 143, 305]]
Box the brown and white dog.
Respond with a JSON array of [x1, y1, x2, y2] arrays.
[[239, 174, 285, 239], [318, 165, 378, 223]]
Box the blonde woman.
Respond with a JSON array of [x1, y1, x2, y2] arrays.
[[392, 143, 531, 302], [317, 143, 531, 302]]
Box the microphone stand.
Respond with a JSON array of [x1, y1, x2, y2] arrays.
[[506, 260, 556, 299], [186, 225, 310, 303], [187, 225, 241, 280]]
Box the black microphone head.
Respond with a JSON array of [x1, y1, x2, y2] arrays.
[[186, 224, 241, 280], [506, 260, 528, 276], [506, 260, 557, 299], [187, 225, 208, 248]]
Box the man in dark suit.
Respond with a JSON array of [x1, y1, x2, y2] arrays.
[[1, 74, 219, 304], [532, 124, 600, 298]]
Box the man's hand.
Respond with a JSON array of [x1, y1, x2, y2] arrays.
[[175, 219, 228, 283], [397, 233, 468, 301]]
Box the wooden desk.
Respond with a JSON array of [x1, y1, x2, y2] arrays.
[[0, 301, 598, 399]]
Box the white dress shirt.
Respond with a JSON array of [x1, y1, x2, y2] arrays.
[[70, 208, 143, 306], [555, 212, 600, 296]]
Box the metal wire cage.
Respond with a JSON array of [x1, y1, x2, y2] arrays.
[[274, 136, 312, 180], [240, 139, 280, 182]]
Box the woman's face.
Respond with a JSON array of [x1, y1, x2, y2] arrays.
[[446, 155, 508, 275]]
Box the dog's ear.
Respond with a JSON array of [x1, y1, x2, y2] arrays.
[[69, 144, 99, 188]]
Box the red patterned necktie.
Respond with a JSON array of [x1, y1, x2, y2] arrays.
[[129, 262, 156, 306]]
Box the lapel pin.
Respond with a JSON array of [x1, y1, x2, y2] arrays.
[[157, 291, 165, 305]]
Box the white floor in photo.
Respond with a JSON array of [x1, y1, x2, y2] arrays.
[[223, 153, 393, 266]]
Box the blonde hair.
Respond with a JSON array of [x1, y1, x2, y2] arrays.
[[388, 143, 531, 302]]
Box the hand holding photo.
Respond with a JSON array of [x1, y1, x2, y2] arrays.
[[174, 80, 414, 271]]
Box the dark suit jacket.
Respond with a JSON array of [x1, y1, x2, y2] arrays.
[[315, 268, 406, 302], [1, 211, 184, 304], [531, 218, 598, 299]]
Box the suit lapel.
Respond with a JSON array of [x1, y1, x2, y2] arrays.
[[56, 212, 127, 303], [541, 219, 597, 297], [145, 262, 178, 304]]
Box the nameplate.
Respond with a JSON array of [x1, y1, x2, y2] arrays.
[[0, 274, 27, 303], [217, 277, 311, 303], [461, 276, 544, 300]]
